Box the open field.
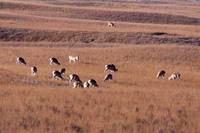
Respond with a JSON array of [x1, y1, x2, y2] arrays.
[[0, 0, 200, 132]]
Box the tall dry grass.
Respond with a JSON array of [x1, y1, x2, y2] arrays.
[[0, 45, 199, 132], [0, 0, 199, 132]]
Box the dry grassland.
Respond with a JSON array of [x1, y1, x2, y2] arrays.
[[0, 0, 199, 132]]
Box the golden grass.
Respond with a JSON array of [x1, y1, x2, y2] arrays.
[[0, 45, 200, 132], [0, 0, 200, 132]]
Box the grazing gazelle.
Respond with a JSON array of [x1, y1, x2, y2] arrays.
[[52, 70, 63, 80], [105, 64, 118, 72], [16, 57, 26, 65], [83, 79, 98, 88], [60, 68, 66, 76], [104, 73, 113, 81], [69, 74, 83, 88], [83, 81, 90, 88], [157, 70, 166, 79], [31, 66, 37, 76], [69, 74, 81, 83], [49, 57, 60, 65], [72, 80, 83, 88], [168, 73, 181, 80], [88, 79, 98, 87]]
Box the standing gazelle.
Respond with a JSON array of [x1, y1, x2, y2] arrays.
[[49, 57, 60, 65], [157, 70, 166, 79], [105, 64, 118, 72], [52, 70, 63, 80], [31, 66, 37, 76], [16, 57, 26, 65], [68, 56, 79, 63], [107, 21, 115, 27], [104, 74, 113, 81]]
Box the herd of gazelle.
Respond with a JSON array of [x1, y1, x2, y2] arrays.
[[15, 22, 181, 88], [16, 55, 181, 88], [107, 22, 181, 81], [157, 70, 181, 80], [15, 18, 179, 87], [108, 19, 181, 82], [16, 56, 117, 88]]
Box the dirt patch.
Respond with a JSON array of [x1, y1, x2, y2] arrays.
[[1, 2, 200, 25], [0, 27, 199, 47]]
